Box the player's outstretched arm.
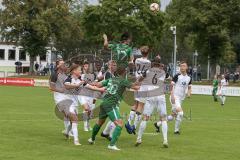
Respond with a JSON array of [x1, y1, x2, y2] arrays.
[[49, 82, 64, 93], [85, 84, 106, 93], [64, 81, 84, 90], [103, 34, 109, 49]]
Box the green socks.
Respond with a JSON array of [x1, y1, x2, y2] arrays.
[[110, 126, 122, 146], [92, 124, 101, 141]]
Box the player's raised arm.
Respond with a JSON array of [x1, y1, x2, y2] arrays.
[[85, 84, 106, 93], [103, 34, 109, 49]]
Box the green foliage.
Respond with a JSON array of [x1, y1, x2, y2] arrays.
[[165, 0, 240, 64], [81, 0, 164, 51]]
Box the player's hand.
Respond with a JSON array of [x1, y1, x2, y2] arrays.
[[103, 34, 107, 40], [99, 87, 106, 93]]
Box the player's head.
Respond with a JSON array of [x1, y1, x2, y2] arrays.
[[140, 46, 150, 57], [108, 60, 117, 72], [70, 64, 81, 77], [56, 59, 67, 72], [121, 32, 131, 45], [83, 61, 90, 73], [152, 56, 161, 67], [180, 61, 188, 73], [221, 74, 225, 79]]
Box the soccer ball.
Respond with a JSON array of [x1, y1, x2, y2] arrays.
[[150, 3, 160, 12]]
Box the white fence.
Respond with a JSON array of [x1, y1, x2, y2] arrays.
[[33, 80, 240, 97]]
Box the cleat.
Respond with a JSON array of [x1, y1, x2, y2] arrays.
[[101, 132, 112, 141], [132, 125, 136, 135], [88, 138, 95, 144], [163, 141, 169, 148], [74, 141, 82, 146], [154, 122, 160, 133], [125, 122, 133, 134], [174, 131, 180, 135], [108, 145, 120, 151], [135, 139, 142, 147]]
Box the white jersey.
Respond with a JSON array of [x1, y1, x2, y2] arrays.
[[172, 73, 192, 100], [135, 57, 151, 79], [219, 78, 228, 95], [80, 73, 96, 98]]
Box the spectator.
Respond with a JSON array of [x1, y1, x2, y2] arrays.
[[197, 64, 202, 81], [35, 62, 39, 72]]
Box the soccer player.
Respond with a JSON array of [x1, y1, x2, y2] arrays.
[[88, 65, 141, 151], [49, 59, 70, 135], [64, 64, 105, 145], [101, 60, 118, 140], [168, 61, 192, 135], [125, 46, 151, 134], [218, 74, 228, 106], [79, 61, 97, 131], [103, 32, 134, 68], [212, 75, 219, 102], [136, 58, 169, 148]]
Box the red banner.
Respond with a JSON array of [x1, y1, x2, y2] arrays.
[[0, 78, 35, 87]]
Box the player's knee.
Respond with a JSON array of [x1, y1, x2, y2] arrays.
[[114, 119, 123, 127], [70, 113, 78, 122], [176, 111, 184, 121], [160, 114, 167, 121]]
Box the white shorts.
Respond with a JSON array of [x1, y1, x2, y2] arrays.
[[69, 105, 78, 115], [54, 92, 71, 105], [219, 89, 227, 96], [78, 96, 95, 110], [143, 95, 167, 117], [134, 85, 152, 103], [169, 95, 183, 113]]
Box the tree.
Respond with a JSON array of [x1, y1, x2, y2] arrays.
[[81, 0, 165, 53], [165, 0, 240, 65], [0, 0, 82, 73]]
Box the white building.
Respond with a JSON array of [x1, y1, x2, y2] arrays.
[[0, 42, 56, 76]]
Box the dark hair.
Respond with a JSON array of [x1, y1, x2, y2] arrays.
[[83, 61, 90, 65], [180, 61, 188, 65], [69, 64, 80, 73], [121, 32, 130, 41], [55, 59, 64, 70], [152, 57, 161, 66]]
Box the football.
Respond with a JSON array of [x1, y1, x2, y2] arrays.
[[150, 3, 160, 12]]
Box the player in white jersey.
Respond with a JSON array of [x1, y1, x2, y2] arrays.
[[49, 59, 71, 136], [218, 74, 228, 106], [79, 61, 97, 131], [168, 61, 192, 135], [64, 64, 105, 145], [135, 58, 169, 148], [125, 46, 152, 134]]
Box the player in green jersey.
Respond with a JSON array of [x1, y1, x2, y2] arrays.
[[103, 32, 134, 68], [212, 75, 219, 102], [88, 65, 141, 151]]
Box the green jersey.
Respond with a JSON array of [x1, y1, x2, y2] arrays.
[[101, 77, 132, 107], [213, 79, 218, 88], [109, 43, 133, 66]]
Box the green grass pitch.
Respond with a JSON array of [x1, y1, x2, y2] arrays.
[[0, 86, 240, 160]]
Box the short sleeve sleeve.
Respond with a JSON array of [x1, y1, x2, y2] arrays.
[[172, 74, 179, 84], [64, 76, 71, 84], [50, 71, 58, 83]]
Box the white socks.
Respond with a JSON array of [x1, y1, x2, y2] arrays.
[[134, 112, 142, 128], [220, 96, 226, 104], [161, 121, 168, 142], [128, 110, 136, 125], [102, 121, 112, 135], [137, 120, 146, 140], [72, 122, 79, 142], [175, 111, 183, 132], [64, 119, 70, 132]]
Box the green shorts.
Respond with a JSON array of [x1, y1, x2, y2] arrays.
[[99, 105, 121, 122]]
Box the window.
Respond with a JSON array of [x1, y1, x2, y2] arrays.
[[0, 49, 4, 60], [8, 50, 16, 60], [19, 50, 26, 61], [40, 54, 46, 61]]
